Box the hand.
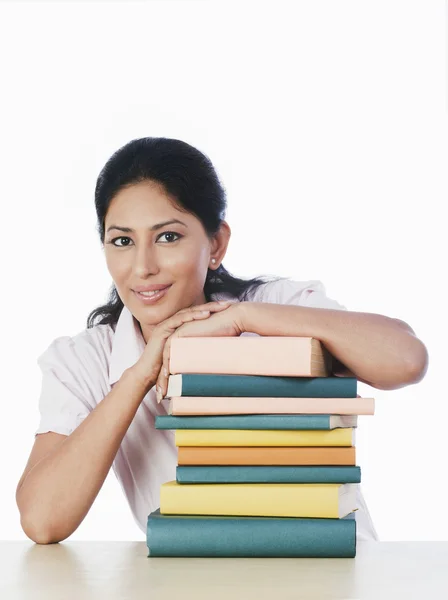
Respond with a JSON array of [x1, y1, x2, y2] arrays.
[[128, 300, 236, 397], [155, 302, 244, 401]]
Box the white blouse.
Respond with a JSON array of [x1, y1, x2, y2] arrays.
[[35, 278, 379, 541]]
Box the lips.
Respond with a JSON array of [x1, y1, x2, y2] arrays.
[[133, 285, 172, 304], [133, 284, 171, 293]]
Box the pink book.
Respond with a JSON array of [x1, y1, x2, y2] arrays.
[[169, 337, 333, 377], [167, 396, 375, 416]]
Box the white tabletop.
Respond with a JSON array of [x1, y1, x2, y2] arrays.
[[1, 541, 447, 599]]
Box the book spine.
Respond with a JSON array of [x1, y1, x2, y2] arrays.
[[147, 512, 357, 557], [174, 428, 354, 447], [177, 446, 356, 465], [169, 397, 375, 416], [160, 481, 357, 518], [156, 414, 335, 430], [177, 374, 357, 398], [169, 337, 330, 377], [176, 465, 362, 484]]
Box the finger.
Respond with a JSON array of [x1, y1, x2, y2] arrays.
[[155, 375, 163, 403], [154, 359, 165, 402], [159, 312, 205, 400], [158, 309, 209, 337], [157, 329, 184, 403], [155, 339, 172, 402], [178, 300, 235, 315], [171, 309, 211, 329], [157, 302, 233, 339], [196, 300, 236, 311], [173, 309, 209, 330], [155, 312, 211, 401], [160, 336, 172, 400], [158, 307, 216, 400]]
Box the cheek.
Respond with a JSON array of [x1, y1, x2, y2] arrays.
[[104, 253, 114, 274], [168, 250, 209, 297], [168, 247, 208, 275], [105, 253, 126, 278]]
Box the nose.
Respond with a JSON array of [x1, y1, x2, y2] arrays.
[[133, 245, 160, 277]]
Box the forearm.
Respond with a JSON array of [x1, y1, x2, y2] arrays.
[[17, 367, 152, 543], [239, 302, 428, 390]]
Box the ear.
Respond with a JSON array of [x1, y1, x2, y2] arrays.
[[210, 221, 231, 264]]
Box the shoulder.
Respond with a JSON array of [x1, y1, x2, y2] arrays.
[[37, 324, 115, 395], [35, 324, 115, 434], [243, 278, 347, 311], [38, 323, 113, 365]]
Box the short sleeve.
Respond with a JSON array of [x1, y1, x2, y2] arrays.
[[35, 335, 95, 437], [250, 278, 347, 311]]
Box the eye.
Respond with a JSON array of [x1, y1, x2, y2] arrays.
[[158, 231, 182, 243], [108, 232, 182, 247], [109, 236, 131, 247]]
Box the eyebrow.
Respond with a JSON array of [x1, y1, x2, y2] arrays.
[[106, 219, 188, 234]]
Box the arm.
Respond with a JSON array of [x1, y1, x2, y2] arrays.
[[16, 367, 152, 544], [237, 302, 428, 391], [17, 302, 225, 544]]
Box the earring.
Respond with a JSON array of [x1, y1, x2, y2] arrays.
[[211, 258, 217, 265]]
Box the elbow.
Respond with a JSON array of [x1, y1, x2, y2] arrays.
[[17, 488, 70, 544], [19, 512, 68, 545], [406, 339, 429, 386], [17, 487, 81, 544], [392, 320, 429, 384], [373, 340, 429, 391]]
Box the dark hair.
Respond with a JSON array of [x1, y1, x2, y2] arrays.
[[86, 137, 287, 330]]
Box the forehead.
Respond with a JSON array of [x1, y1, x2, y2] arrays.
[[106, 181, 185, 218], [102, 181, 209, 238], [112, 180, 176, 205]]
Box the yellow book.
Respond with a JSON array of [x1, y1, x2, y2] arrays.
[[160, 481, 358, 518], [175, 428, 355, 447]]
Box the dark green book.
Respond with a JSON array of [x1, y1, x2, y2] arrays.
[[176, 465, 361, 484], [167, 373, 357, 398], [155, 414, 358, 430], [147, 509, 356, 557]]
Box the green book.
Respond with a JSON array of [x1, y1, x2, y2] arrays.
[[176, 465, 361, 484], [167, 373, 357, 398], [147, 509, 356, 557], [155, 414, 358, 430]]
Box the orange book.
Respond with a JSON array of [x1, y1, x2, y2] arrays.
[[177, 446, 356, 466], [169, 337, 332, 377], [167, 396, 375, 415]]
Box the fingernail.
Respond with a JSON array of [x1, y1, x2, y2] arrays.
[[218, 300, 231, 305], [156, 386, 162, 402], [163, 367, 168, 378]]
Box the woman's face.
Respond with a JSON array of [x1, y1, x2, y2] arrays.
[[103, 180, 229, 341]]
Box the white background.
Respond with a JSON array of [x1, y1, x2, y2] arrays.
[[0, 0, 446, 541]]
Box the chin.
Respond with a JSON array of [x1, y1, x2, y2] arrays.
[[135, 300, 178, 322]]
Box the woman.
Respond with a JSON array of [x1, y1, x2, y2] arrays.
[[16, 137, 428, 544]]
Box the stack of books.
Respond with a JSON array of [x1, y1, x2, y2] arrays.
[[147, 336, 375, 558]]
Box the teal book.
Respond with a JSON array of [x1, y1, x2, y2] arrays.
[[147, 509, 357, 557], [176, 465, 361, 484], [155, 414, 358, 430], [167, 373, 357, 398]]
